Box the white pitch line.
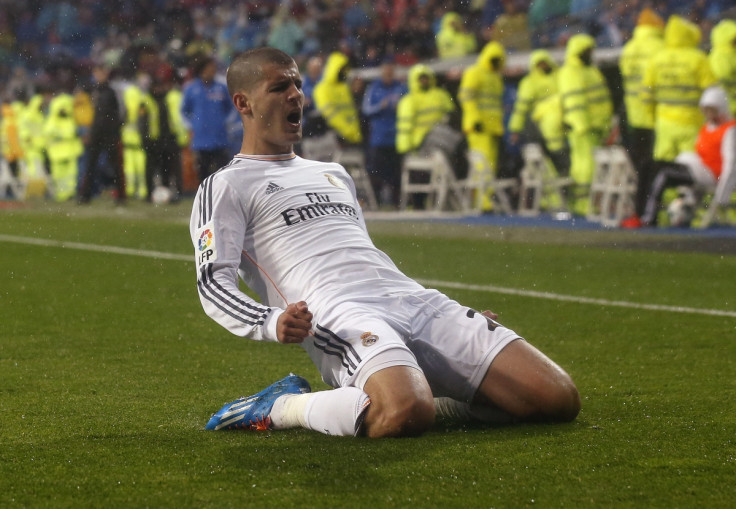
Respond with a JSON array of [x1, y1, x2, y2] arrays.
[[0, 233, 191, 262], [3, 233, 735, 318]]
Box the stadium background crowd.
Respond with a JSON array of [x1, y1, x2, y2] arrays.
[[1, 0, 735, 225]]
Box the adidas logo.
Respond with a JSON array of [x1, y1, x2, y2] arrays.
[[265, 182, 284, 195]]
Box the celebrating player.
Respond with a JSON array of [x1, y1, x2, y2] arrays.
[[190, 47, 580, 438]]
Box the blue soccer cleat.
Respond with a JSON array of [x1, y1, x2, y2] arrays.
[[205, 374, 311, 431]]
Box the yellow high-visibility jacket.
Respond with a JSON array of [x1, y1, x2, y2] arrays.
[[166, 88, 189, 147], [313, 52, 362, 144], [43, 94, 83, 161], [73, 90, 94, 130], [619, 24, 664, 129], [141, 92, 160, 142], [1, 101, 24, 162], [436, 12, 477, 60], [641, 15, 716, 128], [558, 34, 612, 135], [19, 94, 46, 156], [458, 41, 506, 136], [709, 19, 736, 115], [122, 84, 146, 148], [395, 64, 455, 154], [508, 49, 560, 138]]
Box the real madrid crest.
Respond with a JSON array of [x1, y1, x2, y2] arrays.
[[360, 331, 378, 347]]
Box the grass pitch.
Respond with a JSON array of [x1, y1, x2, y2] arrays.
[[1, 199, 735, 508]]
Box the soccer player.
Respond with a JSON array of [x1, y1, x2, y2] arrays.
[[190, 48, 580, 438]]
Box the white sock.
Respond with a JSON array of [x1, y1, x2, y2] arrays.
[[434, 397, 514, 425], [271, 387, 371, 436]]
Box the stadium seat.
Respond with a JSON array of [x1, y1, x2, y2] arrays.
[[465, 149, 518, 214], [333, 147, 378, 211], [299, 131, 340, 162], [588, 145, 638, 227], [517, 143, 572, 217], [400, 149, 476, 212], [0, 159, 27, 200]]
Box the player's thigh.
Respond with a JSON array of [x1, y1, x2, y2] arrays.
[[474, 339, 579, 419], [408, 292, 520, 402]]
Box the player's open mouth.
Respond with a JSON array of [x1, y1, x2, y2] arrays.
[[287, 110, 302, 127]]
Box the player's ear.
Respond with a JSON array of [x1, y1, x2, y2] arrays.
[[233, 91, 251, 115]]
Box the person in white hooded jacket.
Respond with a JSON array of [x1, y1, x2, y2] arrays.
[[641, 86, 736, 227]]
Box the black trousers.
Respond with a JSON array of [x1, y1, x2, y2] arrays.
[[79, 137, 125, 202], [624, 127, 655, 217], [641, 162, 693, 225], [195, 148, 231, 183]]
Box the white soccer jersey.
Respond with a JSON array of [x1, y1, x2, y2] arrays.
[[189, 153, 422, 342]]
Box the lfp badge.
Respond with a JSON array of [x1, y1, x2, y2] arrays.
[[196, 223, 217, 265]]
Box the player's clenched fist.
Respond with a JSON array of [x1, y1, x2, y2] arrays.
[[277, 301, 313, 344]]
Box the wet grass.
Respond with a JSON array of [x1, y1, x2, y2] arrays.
[[1, 199, 735, 507]]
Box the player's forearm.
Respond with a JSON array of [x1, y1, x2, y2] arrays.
[[196, 266, 280, 341]]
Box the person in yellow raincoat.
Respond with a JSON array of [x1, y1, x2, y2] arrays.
[[19, 89, 50, 181], [558, 33, 612, 215], [395, 64, 455, 155], [618, 8, 666, 227], [436, 12, 477, 60], [1, 93, 25, 198], [122, 75, 149, 200], [313, 52, 362, 145], [709, 19, 736, 117], [508, 49, 568, 176], [458, 41, 506, 211], [641, 15, 716, 163], [43, 88, 84, 202]]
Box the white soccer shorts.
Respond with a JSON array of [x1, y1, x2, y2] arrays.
[[300, 288, 522, 403]]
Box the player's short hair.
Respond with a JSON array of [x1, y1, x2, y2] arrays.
[[226, 47, 296, 97]]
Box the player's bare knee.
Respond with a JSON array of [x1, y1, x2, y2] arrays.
[[367, 397, 435, 438], [546, 378, 581, 422]]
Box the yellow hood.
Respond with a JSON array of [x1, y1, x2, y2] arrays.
[[477, 41, 506, 71], [407, 64, 436, 93], [664, 15, 701, 49], [711, 19, 736, 51], [321, 52, 350, 84], [565, 33, 596, 63]]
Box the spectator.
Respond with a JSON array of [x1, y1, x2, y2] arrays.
[[120, 69, 149, 200], [619, 9, 666, 229], [458, 41, 507, 212], [313, 52, 363, 145], [300, 55, 325, 139], [1, 92, 24, 199], [78, 62, 125, 205], [395, 64, 455, 155], [508, 50, 569, 180], [641, 15, 716, 165], [43, 81, 83, 202], [361, 58, 407, 207], [641, 86, 736, 227], [143, 64, 189, 202], [267, 4, 306, 57], [435, 12, 477, 60], [181, 55, 233, 183], [558, 33, 613, 216], [709, 19, 736, 117], [18, 85, 51, 182], [488, 0, 532, 51]]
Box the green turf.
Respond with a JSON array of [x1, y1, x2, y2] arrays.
[[1, 200, 735, 507]]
